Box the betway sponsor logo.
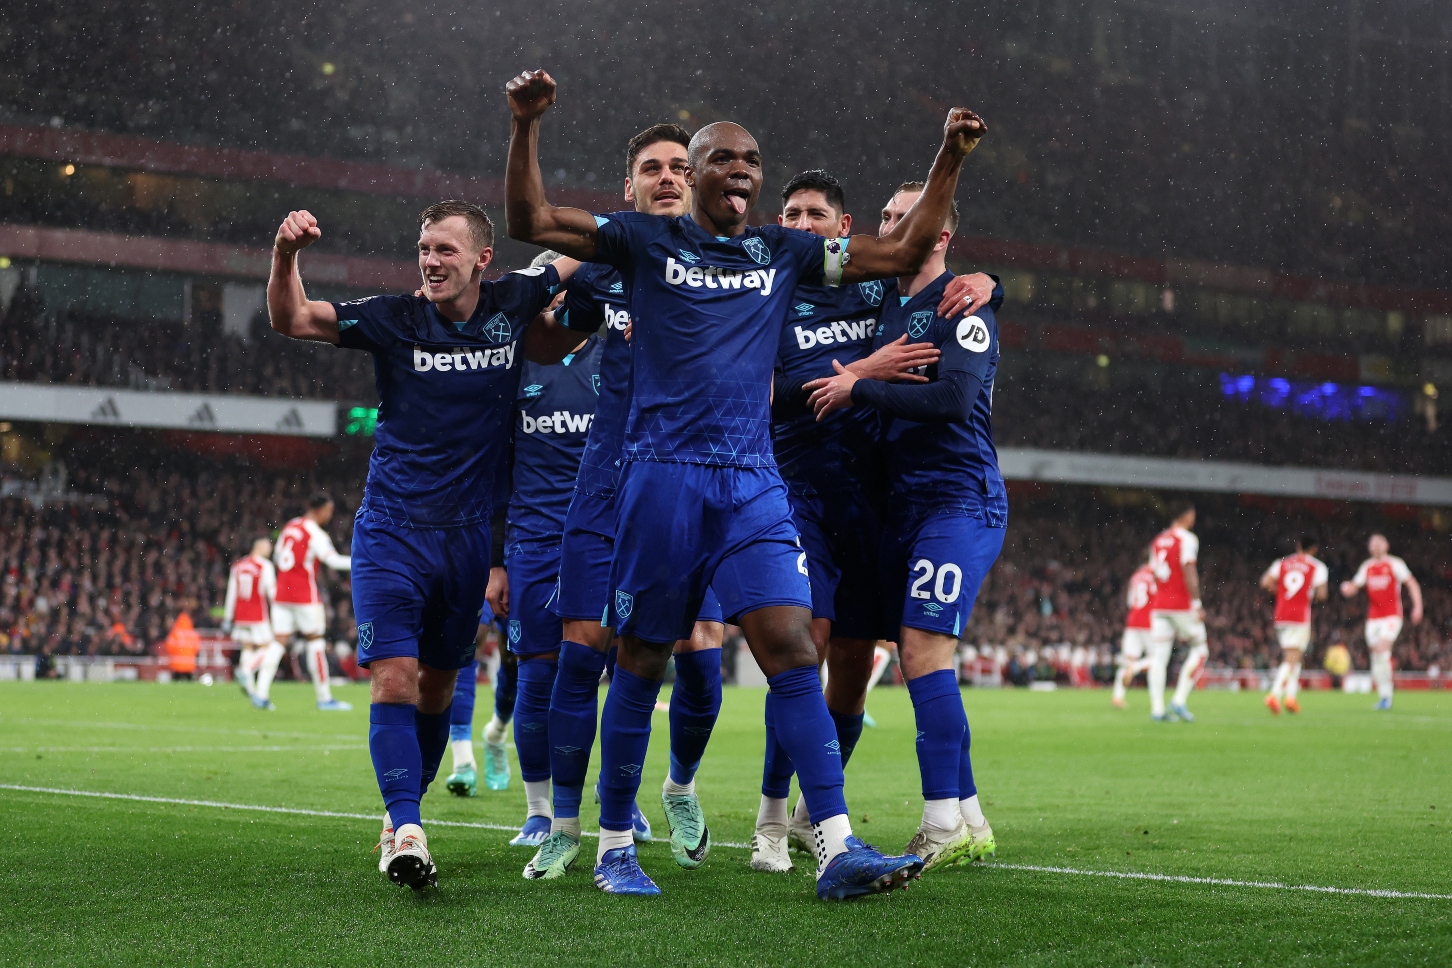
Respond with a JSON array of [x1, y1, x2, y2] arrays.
[[604, 304, 630, 332], [412, 344, 516, 373], [665, 257, 777, 296], [520, 410, 593, 434], [793, 318, 877, 350]]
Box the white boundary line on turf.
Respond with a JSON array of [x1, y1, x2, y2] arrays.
[[980, 862, 1452, 901], [4, 784, 1448, 900], [0, 745, 369, 754]]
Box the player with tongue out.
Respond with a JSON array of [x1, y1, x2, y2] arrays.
[[504, 68, 987, 899]]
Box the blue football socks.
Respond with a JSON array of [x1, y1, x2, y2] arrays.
[[597, 665, 662, 831], [766, 665, 847, 824], [370, 702, 422, 829], [907, 669, 967, 802], [549, 641, 607, 820], [448, 660, 478, 743], [760, 690, 795, 798], [415, 706, 451, 793], [514, 657, 558, 784], [494, 658, 518, 725], [668, 648, 722, 785], [828, 706, 865, 768]]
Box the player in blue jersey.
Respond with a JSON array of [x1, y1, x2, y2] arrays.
[[753, 170, 998, 872], [807, 182, 1006, 873], [268, 200, 580, 890], [504, 69, 986, 898], [523, 126, 724, 883]]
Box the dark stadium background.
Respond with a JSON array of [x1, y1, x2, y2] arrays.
[[1, 0, 1449, 686]]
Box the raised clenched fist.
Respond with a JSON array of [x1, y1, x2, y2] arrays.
[[506, 70, 557, 122]]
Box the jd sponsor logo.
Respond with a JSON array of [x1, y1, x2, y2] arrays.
[[665, 257, 777, 296], [793, 317, 877, 350], [412, 344, 516, 373], [956, 314, 991, 352], [520, 410, 593, 434]]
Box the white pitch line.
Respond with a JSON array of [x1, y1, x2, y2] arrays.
[[981, 862, 1452, 901], [0, 745, 369, 754], [3, 784, 1447, 900]]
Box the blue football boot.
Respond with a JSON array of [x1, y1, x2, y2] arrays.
[[593, 844, 661, 895], [815, 836, 923, 900], [509, 814, 552, 847]]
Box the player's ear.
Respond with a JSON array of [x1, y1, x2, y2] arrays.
[[476, 247, 494, 272], [684, 164, 697, 188], [935, 228, 952, 253], [839, 212, 852, 235], [624, 177, 636, 203]]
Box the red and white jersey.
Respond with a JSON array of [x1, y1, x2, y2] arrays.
[[274, 516, 351, 605], [1351, 556, 1413, 620], [1265, 552, 1328, 625], [1124, 565, 1158, 630], [1149, 526, 1199, 611], [224, 554, 276, 625]]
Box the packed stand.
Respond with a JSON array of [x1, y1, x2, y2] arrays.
[[965, 491, 1452, 679], [0, 440, 365, 669]]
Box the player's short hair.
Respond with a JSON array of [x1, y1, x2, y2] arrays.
[[1168, 500, 1195, 521], [781, 170, 845, 215], [530, 250, 564, 269], [1299, 534, 1320, 552], [308, 492, 334, 511], [419, 200, 494, 251], [625, 123, 692, 178], [891, 180, 958, 235]]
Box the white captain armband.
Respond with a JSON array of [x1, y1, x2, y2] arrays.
[[823, 236, 850, 287]]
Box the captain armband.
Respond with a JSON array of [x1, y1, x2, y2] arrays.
[[823, 236, 851, 287]]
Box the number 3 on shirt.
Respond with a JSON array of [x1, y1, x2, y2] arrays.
[[910, 558, 962, 603]]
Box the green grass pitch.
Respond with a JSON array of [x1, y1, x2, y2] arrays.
[[1, 681, 1449, 966]]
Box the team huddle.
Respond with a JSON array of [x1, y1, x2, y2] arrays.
[[1111, 513, 1423, 718]]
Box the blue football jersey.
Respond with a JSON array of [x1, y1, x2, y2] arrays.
[[772, 277, 885, 494], [559, 262, 631, 497], [507, 334, 604, 542], [873, 271, 1007, 519], [331, 264, 559, 529], [590, 213, 832, 467]]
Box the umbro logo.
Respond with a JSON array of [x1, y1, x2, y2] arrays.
[[923, 602, 944, 614], [523, 383, 544, 396], [916, 730, 926, 742], [677, 249, 700, 264], [794, 302, 815, 317], [619, 764, 643, 776], [384, 768, 409, 780], [554, 745, 582, 754], [682, 726, 713, 737], [824, 740, 841, 752], [609, 282, 624, 293], [520, 721, 545, 732]]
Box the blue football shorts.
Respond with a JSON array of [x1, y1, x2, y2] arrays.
[[881, 506, 1005, 639]]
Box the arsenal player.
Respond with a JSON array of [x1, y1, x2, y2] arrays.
[[224, 536, 280, 709], [1111, 552, 1157, 710], [274, 493, 354, 711], [1260, 536, 1329, 714], [1147, 502, 1209, 722], [1341, 534, 1423, 711]]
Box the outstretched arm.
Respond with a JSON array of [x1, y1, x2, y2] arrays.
[[1406, 575, 1424, 624], [505, 71, 602, 260], [268, 210, 340, 344], [838, 109, 987, 284]]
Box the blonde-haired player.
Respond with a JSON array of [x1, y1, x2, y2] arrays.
[[1260, 536, 1328, 714], [1148, 502, 1209, 722], [1112, 552, 1157, 709], [225, 536, 281, 709], [1341, 534, 1422, 711]]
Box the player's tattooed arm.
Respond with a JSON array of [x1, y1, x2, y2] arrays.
[[505, 70, 602, 260], [837, 109, 986, 284], [845, 334, 938, 383], [268, 210, 341, 344]]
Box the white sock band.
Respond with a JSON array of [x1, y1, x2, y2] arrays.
[[597, 826, 633, 862], [451, 738, 475, 769], [922, 798, 959, 830], [812, 814, 853, 872], [756, 796, 788, 830], [663, 776, 695, 797], [484, 715, 508, 745], [524, 780, 552, 819], [960, 794, 986, 828], [551, 816, 581, 838]]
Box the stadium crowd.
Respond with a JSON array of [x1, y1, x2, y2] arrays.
[[2, 438, 1445, 681], [0, 441, 362, 670]]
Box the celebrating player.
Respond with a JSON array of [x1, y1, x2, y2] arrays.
[[1260, 536, 1328, 714], [1146, 502, 1208, 722], [806, 180, 1005, 872], [224, 536, 280, 710], [1111, 552, 1158, 710], [1341, 534, 1422, 710], [754, 170, 995, 872], [268, 199, 579, 890], [273, 494, 353, 711], [505, 68, 985, 898]]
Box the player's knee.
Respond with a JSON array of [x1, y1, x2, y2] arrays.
[[617, 636, 673, 681], [416, 665, 460, 714], [368, 657, 419, 705], [675, 620, 725, 654], [563, 619, 612, 652], [738, 605, 817, 675]]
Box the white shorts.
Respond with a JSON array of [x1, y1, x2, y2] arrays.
[[1152, 610, 1207, 649], [1275, 623, 1310, 653], [1365, 616, 1403, 650], [1121, 628, 1153, 660], [272, 602, 327, 639], [230, 621, 274, 646]]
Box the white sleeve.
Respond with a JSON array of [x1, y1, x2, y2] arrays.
[[1312, 559, 1329, 588], [262, 561, 277, 602], [1352, 560, 1370, 587], [308, 520, 352, 572], [222, 566, 238, 624], [1181, 531, 1199, 565], [1391, 557, 1413, 583], [1264, 560, 1281, 582]]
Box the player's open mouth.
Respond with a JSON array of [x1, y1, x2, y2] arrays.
[[723, 189, 750, 215], [425, 273, 447, 289]]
